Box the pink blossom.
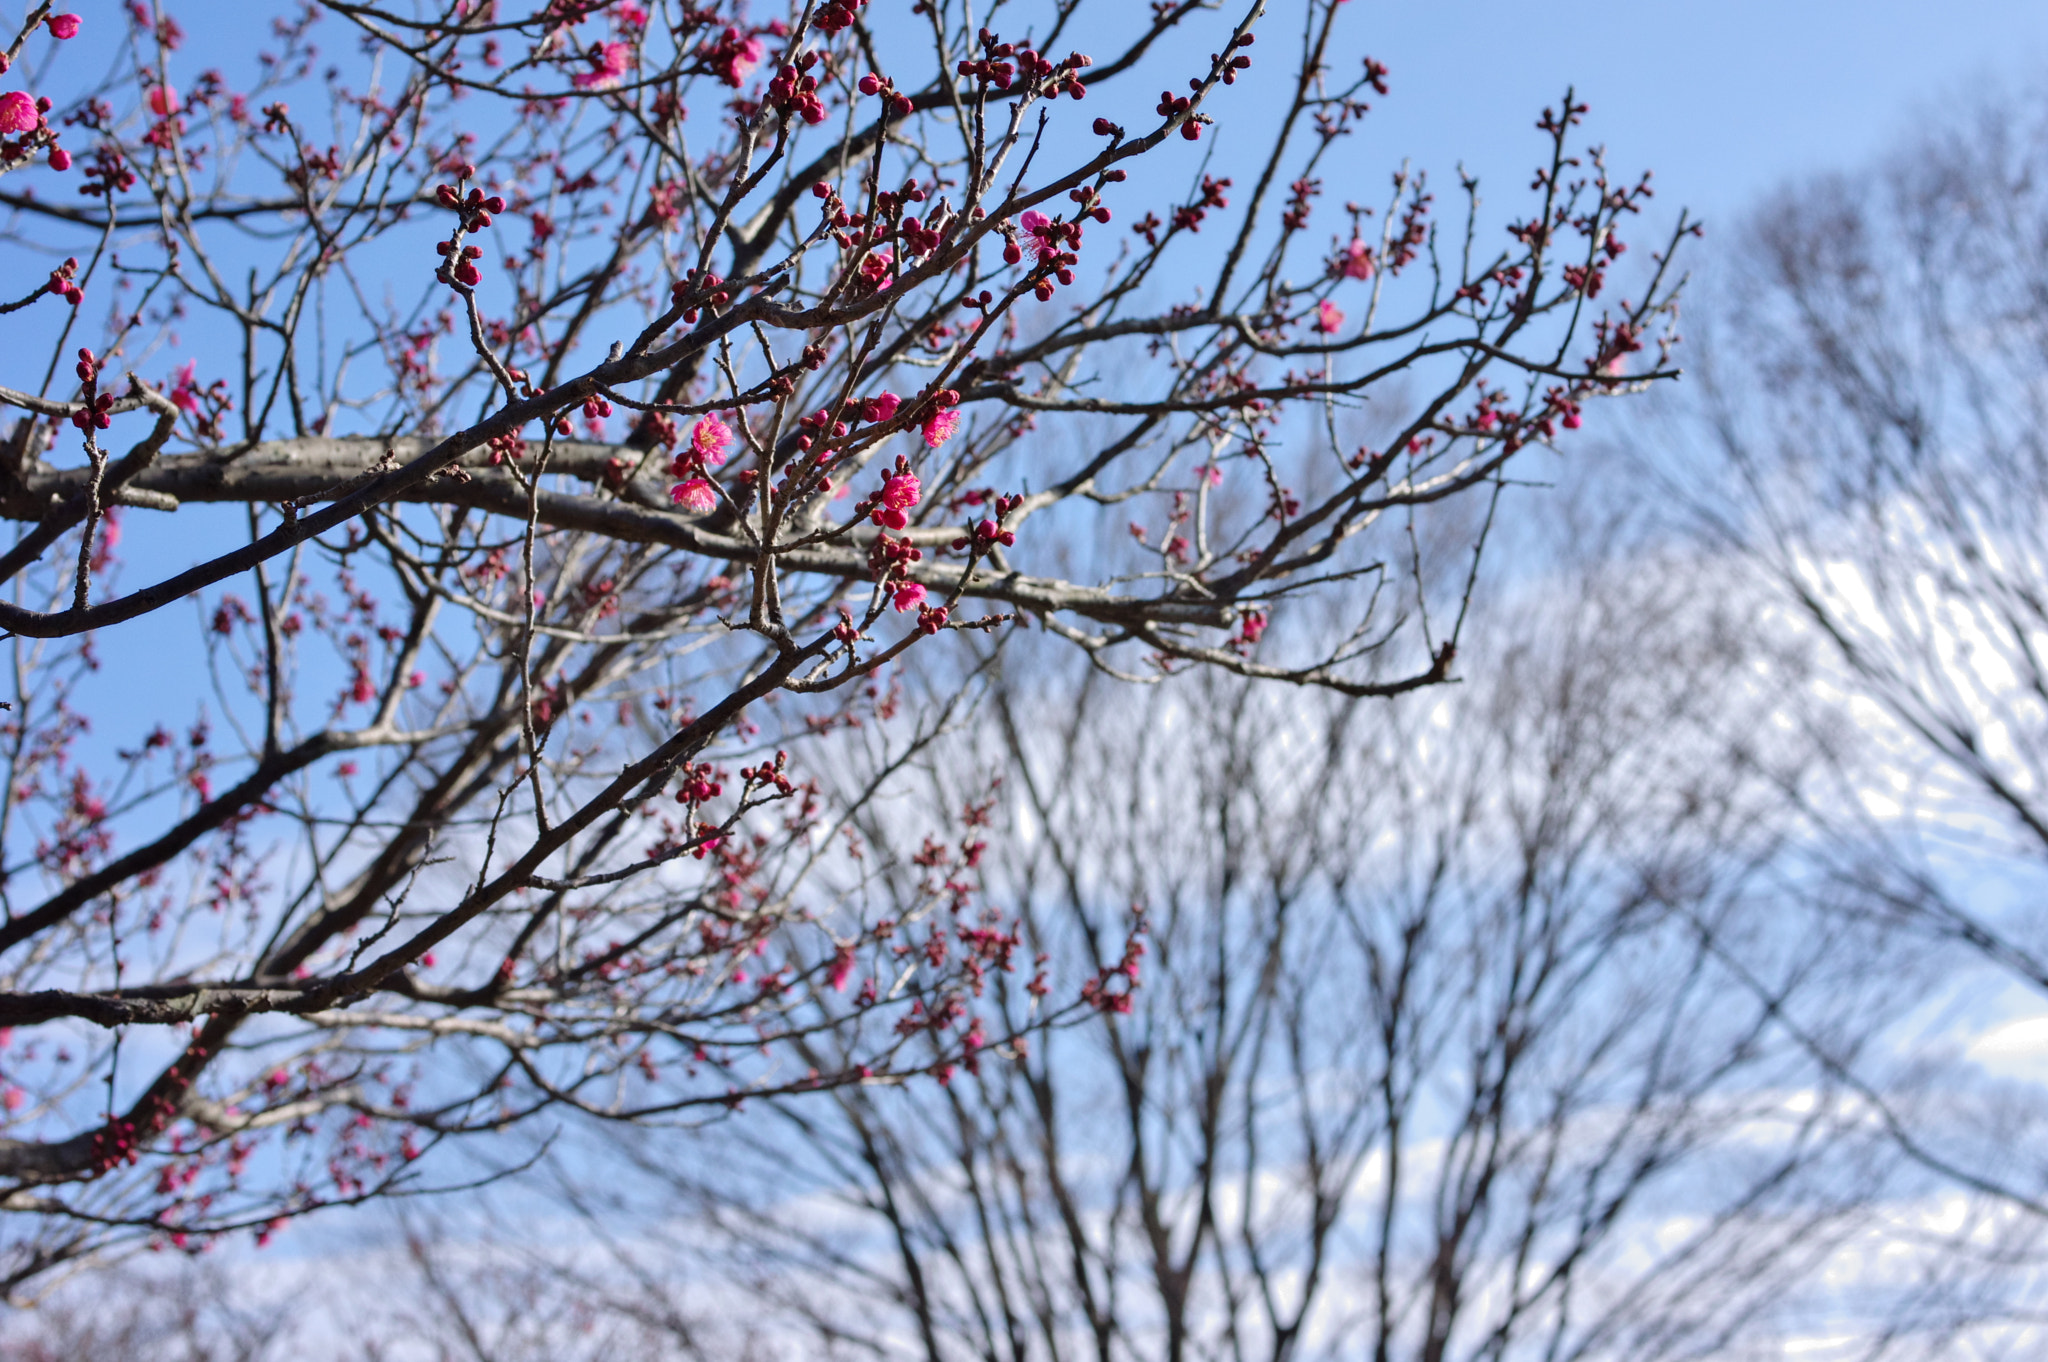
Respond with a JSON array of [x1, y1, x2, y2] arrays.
[[1018, 209, 1058, 260], [712, 30, 765, 88], [614, 3, 649, 26], [1313, 299, 1345, 334], [690, 412, 732, 464], [892, 581, 928, 612], [574, 41, 635, 91], [874, 471, 921, 529], [923, 408, 960, 448], [671, 477, 716, 513], [47, 14, 81, 39], [148, 85, 180, 117], [170, 360, 201, 413], [882, 472, 921, 511], [862, 391, 901, 423], [0, 92, 37, 134], [1340, 238, 1375, 280]]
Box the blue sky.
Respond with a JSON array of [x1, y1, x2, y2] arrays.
[[1329, 0, 2048, 228]]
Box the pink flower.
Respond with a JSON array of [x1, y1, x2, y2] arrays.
[[891, 581, 927, 612], [1340, 238, 1375, 280], [148, 85, 180, 117], [881, 472, 920, 512], [671, 477, 716, 513], [614, 3, 649, 27], [48, 14, 81, 39], [712, 30, 765, 88], [874, 471, 921, 529], [922, 409, 960, 448], [862, 391, 901, 423], [1018, 209, 1058, 261], [1313, 299, 1345, 335], [0, 92, 37, 134], [170, 360, 201, 413], [574, 40, 635, 91], [690, 412, 732, 464]]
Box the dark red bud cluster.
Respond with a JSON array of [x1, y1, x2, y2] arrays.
[[739, 751, 795, 796], [70, 347, 112, 430], [1067, 185, 1112, 225], [916, 604, 949, 635], [767, 54, 827, 125], [435, 181, 504, 231], [868, 531, 923, 581], [957, 30, 1091, 97], [813, 0, 868, 36], [676, 762, 723, 805], [1210, 33, 1256, 85], [1154, 86, 1206, 141], [951, 493, 1022, 552], [669, 268, 728, 323], [901, 215, 941, 255], [45, 255, 82, 306], [856, 71, 914, 117]]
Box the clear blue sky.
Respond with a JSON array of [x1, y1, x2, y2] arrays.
[[1321, 0, 2048, 228]]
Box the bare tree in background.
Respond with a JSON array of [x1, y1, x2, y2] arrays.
[[1677, 81, 2048, 1221], [0, 0, 1690, 1284], [359, 535, 2013, 1362]]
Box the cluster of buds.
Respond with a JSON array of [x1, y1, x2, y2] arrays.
[[1172, 174, 1232, 235], [950, 493, 1021, 553], [434, 177, 503, 231], [78, 142, 135, 196], [1232, 607, 1268, 654], [487, 431, 527, 465], [676, 762, 723, 807], [71, 348, 112, 431], [1587, 317, 1645, 380], [915, 602, 949, 635], [739, 750, 795, 797], [956, 31, 1090, 98], [1067, 179, 1117, 225], [813, 0, 869, 35], [1080, 930, 1145, 1016], [1157, 85, 1205, 141], [669, 267, 729, 324], [1210, 32, 1255, 84], [868, 531, 923, 582], [432, 180, 504, 291], [766, 53, 827, 125], [45, 255, 82, 306], [796, 405, 847, 453], [856, 71, 914, 118], [437, 240, 485, 288]]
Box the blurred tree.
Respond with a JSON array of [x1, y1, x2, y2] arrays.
[[1679, 82, 2048, 1216], [389, 544, 1977, 1362]]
